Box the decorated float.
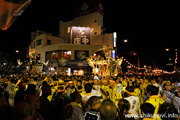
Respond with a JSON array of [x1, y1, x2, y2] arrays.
[[87, 45, 123, 77]]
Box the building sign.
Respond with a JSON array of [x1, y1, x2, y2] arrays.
[[71, 27, 91, 45], [112, 50, 115, 59], [113, 32, 117, 48], [75, 50, 89, 60], [58, 60, 89, 67]]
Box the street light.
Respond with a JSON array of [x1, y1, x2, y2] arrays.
[[124, 39, 128, 43], [165, 48, 169, 52], [15, 50, 19, 53]]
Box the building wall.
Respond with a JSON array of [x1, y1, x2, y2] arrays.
[[91, 33, 113, 48], [29, 32, 105, 63], [59, 12, 103, 44], [29, 33, 65, 61]]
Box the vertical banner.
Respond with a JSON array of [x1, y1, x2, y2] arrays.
[[113, 32, 117, 48], [112, 50, 115, 59], [71, 27, 91, 45]]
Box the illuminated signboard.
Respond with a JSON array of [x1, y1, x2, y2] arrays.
[[113, 32, 117, 48], [71, 27, 91, 45]]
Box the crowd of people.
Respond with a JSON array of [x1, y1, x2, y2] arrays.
[[0, 73, 180, 120]]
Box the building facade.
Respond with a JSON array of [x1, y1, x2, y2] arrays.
[[28, 1, 115, 75]]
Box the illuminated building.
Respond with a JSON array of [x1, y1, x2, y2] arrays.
[[28, 1, 115, 75]]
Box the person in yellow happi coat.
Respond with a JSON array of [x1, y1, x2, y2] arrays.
[[121, 78, 127, 87], [108, 80, 122, 107], [145, 85, 165, 120], [133, 82, 142, 115], [100, 79, 110, 100]]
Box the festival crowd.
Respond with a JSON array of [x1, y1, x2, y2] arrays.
[[0, 73, 180, 120]]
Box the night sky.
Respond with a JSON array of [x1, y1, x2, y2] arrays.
[[0, 0, 179, 70]]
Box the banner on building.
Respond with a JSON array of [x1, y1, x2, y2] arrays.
[[75, 50, 89, 60], [58, 60, 89, 67], [71, 27, 91, 45]]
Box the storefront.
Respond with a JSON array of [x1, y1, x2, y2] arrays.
[[58, 59, 91, 76]]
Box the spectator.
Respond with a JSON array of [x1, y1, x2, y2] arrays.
[[5, 78, 16, 107], [101, 79, 110, 100], [64, 91, 84, 120], [167, 86, 180, 115], [0, 87, 13, 120], [150, 77, 162, 97], [109, 80, 119, 105], [82, 83, 93, 106], [162, 82, 173, 103], [145, 85, 164, 120], [52, 85, 71, 120], [26, 84, 37, 95], [118, 99, 130, 120], [14, 82, 26, 106], [66, 80, 75, 97], [124, 86, 139, 119], [140, 103, 155, 120], [92, 79, 101, 97], [25, 93, 44, 120], [74, 79, 83, 94], [158, 102, 179, 120], [39, 83, 52, 120], [84, 96, 101, 120], [99, 99, 118, 120], [15, 100, 35, 120]]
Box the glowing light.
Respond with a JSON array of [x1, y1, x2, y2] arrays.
[[112, 50, 115, 58], [50, 67, 55, 71], [124, 39, 128, 43], [67, 27, 71, 33], [67, 51, 71, 55], [78, 69, 84, 76], [68, 68, 71, 76], [15, 50, 19, 53], [113, 32, 117, 48]]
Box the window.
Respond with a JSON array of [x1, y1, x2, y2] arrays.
[[94, 32, 97, 35], [94, 20, 97, 23], [59, 50, 71, 60], [36, 39, 42, 46], [47, 39, 51, 45], [51, 51, 58, 62]]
